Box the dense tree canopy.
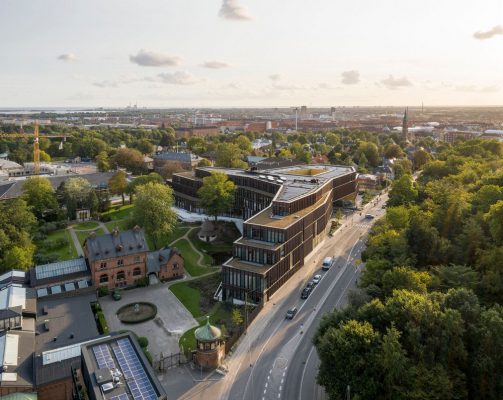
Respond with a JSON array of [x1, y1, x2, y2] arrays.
[[315, 139, 503, 400], [22, 177, 58, 220]]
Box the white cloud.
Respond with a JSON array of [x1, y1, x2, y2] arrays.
[[200, 61, 230, 69], [129, 49, 182, 67], [341, 70, 360, 85], [473, 25, 503, 40], [380, 75, 412, 90], [219, 0, 254, 21], [156, 71, 198, 85], [57, 53, 77, 62], [269, 74, 281, 81]]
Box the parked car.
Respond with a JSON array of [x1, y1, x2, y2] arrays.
[[365, 214, 375, 219], [322, 257, 333, 271], [286, 307, 298, 319], [306, 281, 315, 290], [301, 287, 311, 299], [112, 290, 121, 301], [313, 274, 322, 284]]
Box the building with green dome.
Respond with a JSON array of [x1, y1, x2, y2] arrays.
[[194, 316, 225, 369]]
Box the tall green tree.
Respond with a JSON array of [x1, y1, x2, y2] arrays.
[[22, 176, 58, 220], [388, 174, 418, 207], [95, 151, 110, 172], [108, 170, 128, 205], [197, 172, 236, 221], [132, 182, 177, 249]]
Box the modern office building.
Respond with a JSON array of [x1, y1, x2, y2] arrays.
[[171, 164, 357, 303]]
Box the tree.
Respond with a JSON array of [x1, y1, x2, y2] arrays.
[[393, 159, 413, 179], [58, 177, 97, 219], [231, 308, 244, 330], [485, 200, 503, 245], [159, 131, 176, 148], [108, 170, 128, 205], [132, 182, 177, 249], [96, 151, 110, 172], [357, 141, 380, 167], [388, 174, 418, 207], [22, 176, 58, 220], [126, 172, 164, 202], [235, 135, 252, 153], [159, 161, 184, 179], [111, 148, 146, 174], [384, 143, 404, 159], [197, 172, 236, 221], [413, 149, 431, 170], [134, 139, 154, 155], [215, 143, 247, 168], [187, 137, 207, 154], [197, 158, 212, 167], [0, 199, 36, 271], [39, 150, 51, 162]]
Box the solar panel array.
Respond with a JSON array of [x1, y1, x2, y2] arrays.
[[113, 338, 157, 400], [110, 394, 129, 400], [92, 344, 116, 370]]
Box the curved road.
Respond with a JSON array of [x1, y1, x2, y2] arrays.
[[179, 193, 387, 400]]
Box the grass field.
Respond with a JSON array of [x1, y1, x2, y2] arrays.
[[72, 221, 100, 230], [173, 239, 212, 276], [76, 228, 105, 246], [170, 281, 202, 318], [36, 229, 78, 262], [105, 219, 132, 232], [145, 226, 191, 251], [102, 204, 134, 221]]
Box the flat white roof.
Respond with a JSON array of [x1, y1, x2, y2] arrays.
[[42, 336, 110, 365], [0, 285, 26, 309]]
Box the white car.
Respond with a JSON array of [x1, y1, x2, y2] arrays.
[[313, 274, 322, 284]]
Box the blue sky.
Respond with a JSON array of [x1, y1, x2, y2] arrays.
[[0, 0, 502, 107]]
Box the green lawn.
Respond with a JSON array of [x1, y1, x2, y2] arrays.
[[172, 239, 211, 276], [76, 228, 105, 246], [170, 281, 202, 319], [102, 204, 134, 221], [36, 229, 78, 262], [72, 221, 100, 230], [145, 226, 191, 251], [105, 219, 132, 233], [188, 228, 233, 254]]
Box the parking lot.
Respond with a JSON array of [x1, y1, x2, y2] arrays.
[[100, 283, 198, 361]]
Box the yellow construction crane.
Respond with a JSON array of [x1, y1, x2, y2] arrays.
[[34, 122, 40, 175]]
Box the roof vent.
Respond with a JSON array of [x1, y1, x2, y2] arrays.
[[158, 254, 164, 262], [89, 231, 97, 239], [133, 225, 141, 232], [116, 245, 123, 252], [69, 333, 74, 339], [112, 228, 119, 237]]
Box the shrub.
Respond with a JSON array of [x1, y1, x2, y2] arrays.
[[98, 287, 109, 297], [143, 349, 153, 365], [55, 220, 68, 229], [96, 311, 109, 334], [33, 232, 48, 241], [135, 277, 149, 287], [100, 215, 112, 222], [39, 222, 57, 234], [33, 253, 57, 265], [137, 336, 149, 348]]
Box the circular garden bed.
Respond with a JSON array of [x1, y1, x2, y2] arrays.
[[116, 302, 157, 324]]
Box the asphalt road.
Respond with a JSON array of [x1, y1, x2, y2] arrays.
[[226, 193, 388, 400], [179, 193, 387, 400]]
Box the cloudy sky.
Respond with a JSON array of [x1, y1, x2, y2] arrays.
[[1, 0, 502, 107]]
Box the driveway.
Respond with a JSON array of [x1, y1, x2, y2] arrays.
[[100, 283, 198, 361]]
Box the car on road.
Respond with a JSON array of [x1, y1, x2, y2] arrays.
[[286, 307, 298, 319], [312, 274, 322, 284], [322, 257, 333, 271], [306, 281, 315, 290], [365, 214, 375, 219], [301, 287, 311, 299]]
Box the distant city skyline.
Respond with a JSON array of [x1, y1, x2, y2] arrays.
[[1, 0, 502, 107]]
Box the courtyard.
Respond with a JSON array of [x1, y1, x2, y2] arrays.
[[100, 281, 199, 362]]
